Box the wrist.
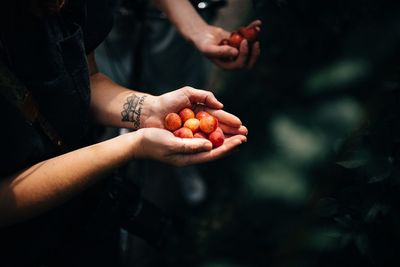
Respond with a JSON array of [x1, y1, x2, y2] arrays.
[[125, 130, 145, 159], [120, 93, 156, 130], [140, 95, 160, 129], [181, 20, 208, 45]]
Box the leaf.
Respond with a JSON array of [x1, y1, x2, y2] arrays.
[[364, 203, 388, 223], [336, 159, 367, 169], [334, 214, 354, 229]]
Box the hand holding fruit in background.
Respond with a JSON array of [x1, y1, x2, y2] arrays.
[[190, 20, 262, 70], [219, 25, 260, 49]]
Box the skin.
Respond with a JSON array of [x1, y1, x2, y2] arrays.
[[153, 0, 262, 70], [0, 53, 247, 227]]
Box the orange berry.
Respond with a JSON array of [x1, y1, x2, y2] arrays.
[[194, 132, 208, 139], [195, 111, 211, 120], [184, 118, 200, 134], [200, 116, 218, 134], [179, 108, 195, 123], [164, 113, 182, 131], [174, 127, 194, 138]]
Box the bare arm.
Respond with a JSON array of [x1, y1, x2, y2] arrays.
[[152, 0, 208, 43], [88, 53, 248, 134], [0, 54, 246, 227], [0, 133, 140, 227]]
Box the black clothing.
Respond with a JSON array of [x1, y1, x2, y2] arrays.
[[0, 0, 118, 266]]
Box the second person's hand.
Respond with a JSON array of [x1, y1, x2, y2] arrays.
[[191, 20, 262, 70]]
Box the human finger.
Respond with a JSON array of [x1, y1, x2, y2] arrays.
[[247, 41, 261, 69], [171, 137, 213, 154], [182, 87, 223, 109], [247, 20, 262, 28], [219, 124, 248, 136], [172, 134, 247, 166], [198, 108, 242, 128], [202, 44, 238, 59]]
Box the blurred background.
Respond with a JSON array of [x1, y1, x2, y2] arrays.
[[96, 0, 400, 266]]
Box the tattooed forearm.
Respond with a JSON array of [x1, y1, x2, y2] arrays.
[[121, 94, 147, 129]]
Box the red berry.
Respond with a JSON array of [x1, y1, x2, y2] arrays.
[[194, 132, 208, 139], [209, 129, 225, 148], [195, 111, 211, 120], [174, 127, 194, 138], [238, 26, 259, 43], [229, 32, 245, 49]]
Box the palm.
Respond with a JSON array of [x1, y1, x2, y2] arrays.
[[142, 87, 247, 136], [143, 90, 192, 129], [196, 26, 230, 52]]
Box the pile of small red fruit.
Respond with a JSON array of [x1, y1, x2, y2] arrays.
[[164, 108, 224, 148], [219, 25, 259, 49]]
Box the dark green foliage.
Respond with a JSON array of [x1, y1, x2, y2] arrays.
[[159, 1, 400, 266]]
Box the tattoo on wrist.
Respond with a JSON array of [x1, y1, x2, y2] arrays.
[[121, 94, 147, 130]]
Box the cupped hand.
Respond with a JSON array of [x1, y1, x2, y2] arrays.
[[142, 86, 247, 136], [133, 128, 246, 166], [192, 20, 262, 70]]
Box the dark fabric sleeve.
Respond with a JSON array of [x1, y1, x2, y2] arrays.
[[83, 0, 115, 54]]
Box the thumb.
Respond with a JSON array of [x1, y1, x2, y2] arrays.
[[203, 44, 238, 58], [174, 138, 213, 154]]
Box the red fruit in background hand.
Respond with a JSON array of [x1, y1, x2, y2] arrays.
[[179, 108, 195, 123], [229, 32, 244, 49], [200, 116, 218, 134], [194, 132, 208, 139], [238, 26, 259, 43], [208, 129, 225, 148], [184, 118, 200, 134], [164, 113, 182, 131], [195, 111, 211, 120], [174, 127, 194, 138]]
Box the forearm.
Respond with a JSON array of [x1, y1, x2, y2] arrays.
[[0, 133, 140, 227], [90, 72, 158, 129], [152, 0, 208, 42]]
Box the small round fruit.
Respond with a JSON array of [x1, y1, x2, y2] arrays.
[[179, 108, 195, 123], [229, 32, 245, 49], [184, 118, 200, 134], [209, 130, 225, 148], [195, 111, 211, 120], [194, 132, 208, 139], [164, 113, 182, 131], [214, 127, 224, 134], [200, 116, 218, 134], [174, 127, 194, 138], [238, 26, 259, 43]]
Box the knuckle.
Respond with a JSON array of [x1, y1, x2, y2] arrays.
[[216, 27, 224, 35]]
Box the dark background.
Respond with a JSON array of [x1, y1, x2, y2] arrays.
[[98, 1, 400, 266]]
